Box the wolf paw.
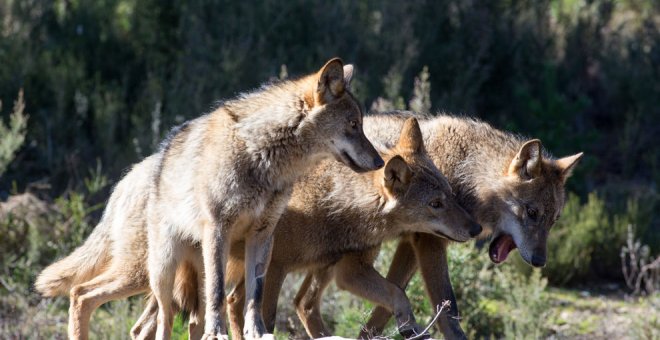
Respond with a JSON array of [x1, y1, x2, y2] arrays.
[[242, 330, 273, 340], [399, 325, 430, 339], [201, 334, 229, 340]]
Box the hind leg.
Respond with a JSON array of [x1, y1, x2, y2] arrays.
[[68, 268, 149, 340], [261, 264, 286, 333], [148, 230, 184, 340], [185, 253, 206, 340], [294, 268, 333, 338], [131, 295, 176, 340], [227, 278, 246, 340]]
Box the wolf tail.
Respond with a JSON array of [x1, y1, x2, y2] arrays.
[[34, 221, 111, 297]]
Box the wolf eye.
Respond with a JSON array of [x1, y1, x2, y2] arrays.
[[430, 200, 443, 209], [349, 120, 357, 128], [526, 207, 538, 221]]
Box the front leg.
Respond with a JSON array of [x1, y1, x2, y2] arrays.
[[361, 237, 418, 338], [243, 190, 291, 340], [411, 234, 466, 339], [202, 220, 230, 340], [335, 250, 426, 339]]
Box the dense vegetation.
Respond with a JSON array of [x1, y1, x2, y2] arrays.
[[1, 0, 658, 338]]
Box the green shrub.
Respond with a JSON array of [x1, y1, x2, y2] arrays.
[[352, 242, 552, 339], [0, 90, 28, 177], [544, 191, 658, 285], [0, 171, 109, 337], [446, 244, 551, 339]]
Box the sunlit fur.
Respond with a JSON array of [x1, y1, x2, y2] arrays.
[[34, 58, 383, 340], [359, 111, 583, 339]]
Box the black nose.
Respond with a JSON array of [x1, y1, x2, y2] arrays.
[[469, 222, 483, 237], [373, 156, 385, 169], [531, 254, 546, 267]]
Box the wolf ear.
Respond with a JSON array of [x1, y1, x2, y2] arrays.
[[556, 152, 583, 181], [396, 118, 425, 154], [509, 139, 542, 179], [384, 155, 413, 195], [315, 58, 345, 105], [343, 64, 354, 89]]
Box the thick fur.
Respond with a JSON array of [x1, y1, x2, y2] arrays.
[[34, 59, 383, 340], [357, 111, 583, 339], [35, 155, 159, 338], [146, 58, 383, 340], [134, 118, 480, 340]]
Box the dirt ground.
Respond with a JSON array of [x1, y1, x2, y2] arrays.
[[545, 287, 659, 340]]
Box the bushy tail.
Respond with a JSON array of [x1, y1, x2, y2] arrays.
[[34, 222, 111, 297]]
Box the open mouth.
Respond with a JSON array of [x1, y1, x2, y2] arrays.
[[338, 151, 369, 173], [488, 234, 517, 264]]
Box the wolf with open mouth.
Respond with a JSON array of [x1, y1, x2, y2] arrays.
[[360, 111, 583, 339]]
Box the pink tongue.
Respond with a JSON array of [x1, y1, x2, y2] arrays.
[[496, 236, 514, 262], [489, 234, 516, 263]]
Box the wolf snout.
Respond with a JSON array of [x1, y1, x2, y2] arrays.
[[468, 222, 483, 237], [372, 156, 385, 169], [357, 153, 385, 171], [530, 254, 546, 267]]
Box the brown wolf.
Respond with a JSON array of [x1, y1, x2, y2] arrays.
[[35, 58, 384, 340], [353, 111, 583, 338], [132, 117, 481, 340]]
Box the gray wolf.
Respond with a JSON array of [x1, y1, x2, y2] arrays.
[[132, 117, 480, 339], [35, 58, 384, 340], [358, 111, 583, 338]]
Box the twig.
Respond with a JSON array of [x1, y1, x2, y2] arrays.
[[407, 300, 451, 340]]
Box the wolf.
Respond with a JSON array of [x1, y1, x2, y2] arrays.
[[35, 58, 384, 340], [131, 117, 481, 340], [352, 111, 583, 339]]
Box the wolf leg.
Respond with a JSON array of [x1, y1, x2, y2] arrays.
[[68, 268, 148, 340], [131, 295, 180, 340], [149, 239, 182, 340], [201, 219, 230, 340], [334, 251, 424, 339], [227, 278, 246, 340], [243, 191, 290, 340], [261, 264, 286, 333], [412, 234, 466, 340], [359, 238, 418, 339], [188, 264, 206, 340], [242, 229, 274, 339], [293, 268, 333, 338], [182, 248, 206, 340]]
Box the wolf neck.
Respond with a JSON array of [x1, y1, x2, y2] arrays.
[[423, 116, 523, 226], [221, 82, 322, 187], [326, 165, 403, 239]]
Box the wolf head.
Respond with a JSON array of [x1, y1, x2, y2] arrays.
[[303, 58, 384, 173], [489, 139, 583, 267], [380, 118, 482, 242]]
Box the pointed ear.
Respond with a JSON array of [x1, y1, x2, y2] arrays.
[[343, 64, 354, 89], [384, 155, 413, 195], [508, 139, 542, 179], [556, 152, 583, 181], [315, 58, 345, 105], [396, 118, 425, 154]]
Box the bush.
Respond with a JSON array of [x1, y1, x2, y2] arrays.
[[446, 244, 550, 339], [0, 90, 28, 178], [332, 242, 553, 339], [544, 191, 658, 285], [0, 171, 112, 338]]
